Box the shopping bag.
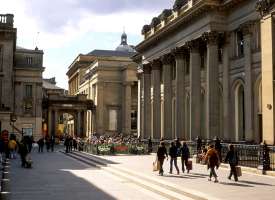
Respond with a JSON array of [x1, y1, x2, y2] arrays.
[[236, 166, 242, 177], [153, 160, 160, 171], [187, 160, 193, 170]]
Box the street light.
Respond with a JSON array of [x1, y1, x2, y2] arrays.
[[10, 113, 17, 135]]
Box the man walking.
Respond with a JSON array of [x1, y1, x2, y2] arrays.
[[157, 141, 168, 176], [225, 144, 239, 181], [169, 142, 179, 174]]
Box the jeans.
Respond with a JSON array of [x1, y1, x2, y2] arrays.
[[170, 157, 179, 173], [209, 167, 217, 178]]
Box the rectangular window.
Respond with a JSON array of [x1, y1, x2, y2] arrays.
[[25, 85, 32, 98], [236, 31, 244, 57], [109, 109, 118, 131]]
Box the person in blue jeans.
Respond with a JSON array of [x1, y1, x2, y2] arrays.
[[169, 142, 179, 174], [181, 142, 190, 173]]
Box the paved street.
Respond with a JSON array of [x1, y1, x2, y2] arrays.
[[10, 149, 167, 200], [9, 149, 275, 200]]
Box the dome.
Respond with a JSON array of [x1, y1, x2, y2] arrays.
[[115, 31, 135, 53]]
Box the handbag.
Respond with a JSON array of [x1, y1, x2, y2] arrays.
[[153, 160, 160, 171], [236, 166, 242, 177], [187, 160, 193, 170]]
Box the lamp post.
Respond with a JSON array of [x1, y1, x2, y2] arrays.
[[10, 113, 17, 135]]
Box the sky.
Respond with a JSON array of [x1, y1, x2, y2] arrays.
[[0, 0, 174, 89]]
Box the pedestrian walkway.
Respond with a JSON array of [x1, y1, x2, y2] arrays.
[[78, 152, 275, 200], [10, 151, 170, 200]]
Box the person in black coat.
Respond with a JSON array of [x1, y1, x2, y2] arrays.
[[169, 142, 179, 174], [181, 142, 190, 173], [225, 144, 239, 181], [18, 138, 28, 167], [157, 141, 168, 176], [37, 137, 44, 153]]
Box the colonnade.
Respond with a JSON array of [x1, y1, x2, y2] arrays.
[[137, 28, 255, 141]]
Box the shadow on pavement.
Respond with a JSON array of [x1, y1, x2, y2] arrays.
[[239, 180, 275, 186], [219, 181, 254, 187], [10, 152, 118, 200], [163, 174, 197, 179]]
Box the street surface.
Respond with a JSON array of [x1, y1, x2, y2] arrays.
[[10, 148, 275, 200]]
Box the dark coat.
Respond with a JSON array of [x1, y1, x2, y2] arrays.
[[169, 145, 178, 158], [157, 146, 167, 160], [225, 150, 238, 166], [180, 145, 190, 159]]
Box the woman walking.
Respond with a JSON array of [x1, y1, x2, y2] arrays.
[[157, 141, 168, 176], [225, 144, 239, 181], [169, 142, 179, 174], [205, 144, 220, 182]]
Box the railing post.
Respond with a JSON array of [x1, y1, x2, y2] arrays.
[[259, 142, 271, 174]]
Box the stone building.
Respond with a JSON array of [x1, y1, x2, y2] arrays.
[[67, 32, 137, 137], [135, 0, 275, 144], [0, 14, 44, 140]]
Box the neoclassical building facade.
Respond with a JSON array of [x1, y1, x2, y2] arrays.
[[67, 32, 138, 137], [0, 14, 44, 140], [135, 0, 274, 144]]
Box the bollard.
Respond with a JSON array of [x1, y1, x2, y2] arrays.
[[2, 161, 10, 167], [0, 191, 11, 200], [2, 165, 10, 172], [1, 179, 10, 192], [2, 171, 9, 179]]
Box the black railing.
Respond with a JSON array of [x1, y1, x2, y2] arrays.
[[142, 139, 275, 172]]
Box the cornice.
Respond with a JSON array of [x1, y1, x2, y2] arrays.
[[136, 0, 218, 53]]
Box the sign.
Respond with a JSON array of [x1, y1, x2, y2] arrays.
[[22, 128, 33, 136]]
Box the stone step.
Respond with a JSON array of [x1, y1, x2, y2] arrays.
[[62, 151, 221, 200]]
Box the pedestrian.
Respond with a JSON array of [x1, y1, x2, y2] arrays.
[[45, 136, 51, 152], [50, 135, 55, 152], [225, 144, 239, 181], [37, 137, 44, 153], [64, 136, 70, 153], [214, 137, 222, 161], [196, 136, 202, 155], [72, 137, 77, 151], [8, 138, 17, 159], [205, 144, 220, 182], [157, 141, 168, 176], [18, 138, 28, 168], [148, 137, 153, 154], [175, 138, 181, 157], [0, 136, 4, 163], [180, 142, 190, 173], [169, 142, 179, 174]]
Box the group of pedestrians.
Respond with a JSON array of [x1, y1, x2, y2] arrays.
[[157, 139, 191, 176], [64, 135, 78, 153], [37, 135, 55, 153], [156, 138, 240, 183]]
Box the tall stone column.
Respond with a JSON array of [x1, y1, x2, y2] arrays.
[[242, 22, 254, 141], [122, 82, 132, 135], [151, 60, 161, 139], [173, 47, 186, 139], [76, 110, 82, 137], [54, 110, 58, 137], [204, 32, 220, 140], [137, 72, 144, 138], [143, 65, 152, 139], [96, 82, 104, 134], [83, 111, 87, 137], [161, 54, 173, 139], [48, 109, 52, 137], [261, 14, 275, 145], [222, 33, 231, 140], [188, 40, 201, 140]]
